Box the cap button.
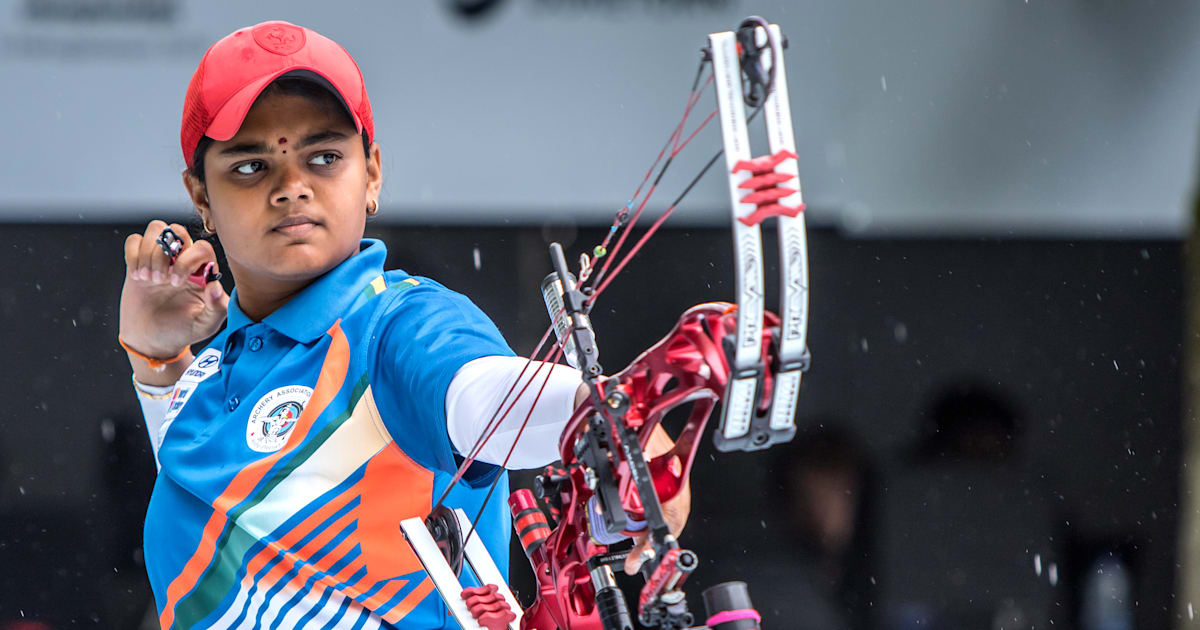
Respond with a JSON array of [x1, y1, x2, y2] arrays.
[[252, 23, 306, 56]]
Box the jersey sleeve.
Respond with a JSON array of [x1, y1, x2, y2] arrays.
[[446, 355, 582, 469], [368, 279, 515, 474]]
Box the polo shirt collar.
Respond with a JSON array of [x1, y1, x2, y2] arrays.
[[225, 239, 388, 343]]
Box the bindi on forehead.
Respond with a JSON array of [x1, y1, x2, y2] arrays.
[[278, 137, 287, 153]]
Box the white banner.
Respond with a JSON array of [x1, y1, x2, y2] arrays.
[[1, 0, 1198, 236]]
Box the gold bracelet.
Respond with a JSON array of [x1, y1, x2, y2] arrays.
[[132, 379, 174, 400]]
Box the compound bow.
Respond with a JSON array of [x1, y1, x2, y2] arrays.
[[402, 16, 810, 630]]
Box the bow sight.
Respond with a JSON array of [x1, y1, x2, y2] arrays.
[[401, 15, 809, 630]]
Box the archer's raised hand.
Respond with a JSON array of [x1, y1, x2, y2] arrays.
[[625, 424, 692, 575], [119, 220, 228, 382]]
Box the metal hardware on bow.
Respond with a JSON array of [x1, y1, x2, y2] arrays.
[[400, 16, 810, 630]]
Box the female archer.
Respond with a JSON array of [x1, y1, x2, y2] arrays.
[[119, 20, 688, 629]]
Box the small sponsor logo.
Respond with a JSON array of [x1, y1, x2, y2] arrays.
[[180, 349, 221, 385], [246, 385, 313, 453], [163, 381, 198, 421], [167, 386, 191, 413]]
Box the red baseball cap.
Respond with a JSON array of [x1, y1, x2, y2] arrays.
[[180, 20, 374, 169]]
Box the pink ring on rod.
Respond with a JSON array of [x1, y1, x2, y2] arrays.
[[706, 608, 762, 627]]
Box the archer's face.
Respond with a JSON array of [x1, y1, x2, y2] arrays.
[[197, 90, 381, 288]]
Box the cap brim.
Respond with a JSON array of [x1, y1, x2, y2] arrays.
[[205, 67, 364, 142]]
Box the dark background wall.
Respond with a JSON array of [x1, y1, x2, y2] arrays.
[[0, 223, 1181, 628]]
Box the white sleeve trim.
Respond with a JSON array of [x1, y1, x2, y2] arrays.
[[133, 377, 175, 469], [446, 356, 581, 469]]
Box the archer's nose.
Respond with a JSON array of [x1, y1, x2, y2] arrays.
[[270, 162, 312, 206]]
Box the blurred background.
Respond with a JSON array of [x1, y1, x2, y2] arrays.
[[0, 0, 1197, 628]]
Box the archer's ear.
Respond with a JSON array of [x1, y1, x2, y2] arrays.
[[181, 169, 211, 228], [366, 142, 383, 201]]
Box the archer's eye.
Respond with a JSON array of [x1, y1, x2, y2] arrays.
[[234, 161, 264, 175], [309, 153, 340, 167]]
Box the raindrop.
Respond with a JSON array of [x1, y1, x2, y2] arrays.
[[880, 75, 888, 92], [473, 246, 482, 271], [1034, 553, 1042, 576], [1049, 562, 1058, 586]]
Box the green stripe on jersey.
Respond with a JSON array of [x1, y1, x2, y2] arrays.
[[173, 374, 369, 628], [359, 275, 419, 301]]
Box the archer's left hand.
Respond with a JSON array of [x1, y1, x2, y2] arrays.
[[625, 424, 691, 575], [572, 385, 692, 575]]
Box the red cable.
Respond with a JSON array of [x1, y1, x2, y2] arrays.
[[588, 75, 713, 291], [432, 324, 558, 510], [671, 109, 717, 159], [592, 201, 679, 301], [671, 74, 714, 155], [462, 343, 565, 548], [589, 106, 718, 302]]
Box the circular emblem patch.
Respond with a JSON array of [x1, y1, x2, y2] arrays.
[[252, 23, 306, 55], [246, 385, 313, 453]]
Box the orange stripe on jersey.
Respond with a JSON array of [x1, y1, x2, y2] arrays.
[[330, 558, 365, 585], [382, 576, 435, 624], [266, 522, 361, 600], [159, 322, 351, 630], [359, 577, 408, 613], [253, 507, 358, 595], [281, 557, 369, 622], [356, 407, 436, 584], [235, 481, 362, 595]]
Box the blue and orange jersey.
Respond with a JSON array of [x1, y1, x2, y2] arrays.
[[144, 239, 515, 629]]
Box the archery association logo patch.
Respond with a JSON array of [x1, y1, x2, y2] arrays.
[[246, 385, 313, 453]]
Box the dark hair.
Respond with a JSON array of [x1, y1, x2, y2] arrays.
[[188, 77, 371, 184]]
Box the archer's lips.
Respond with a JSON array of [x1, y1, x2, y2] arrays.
[[272, 215, 321, 236]]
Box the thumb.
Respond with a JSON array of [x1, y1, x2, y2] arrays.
[[624, 534, 650, 576], [203, 280, 229, 315]]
